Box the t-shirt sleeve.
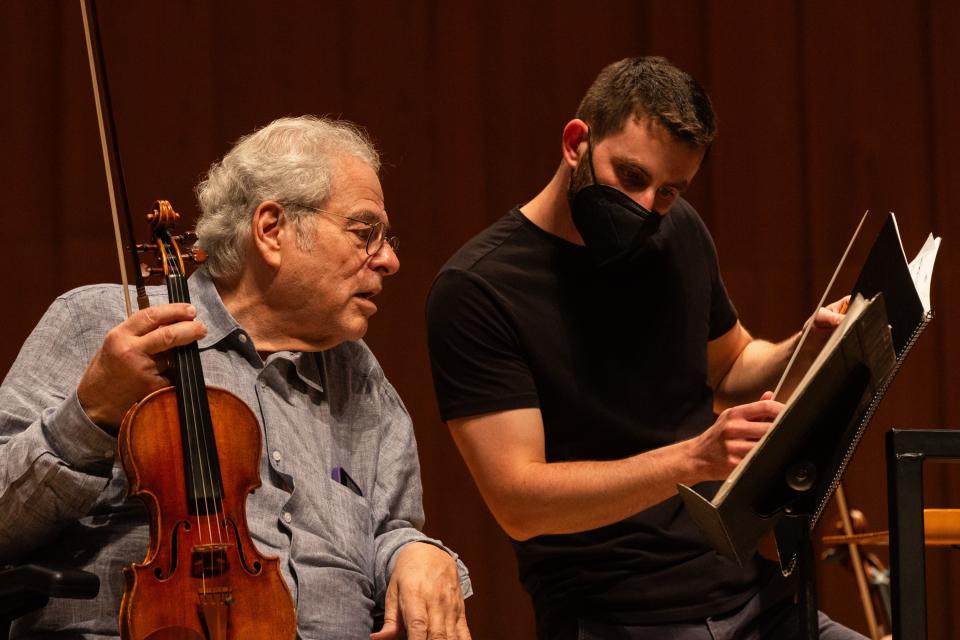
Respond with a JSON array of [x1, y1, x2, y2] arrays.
[[696, 213, 738, 341], [425, 268, 539, 422], [709, 270, 738, 341]]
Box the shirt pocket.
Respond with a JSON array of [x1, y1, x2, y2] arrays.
[[320, 479, 374, 576]]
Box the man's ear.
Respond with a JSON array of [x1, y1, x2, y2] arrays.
[[561, 119, 590, 169], [251, 200, 284, 268]]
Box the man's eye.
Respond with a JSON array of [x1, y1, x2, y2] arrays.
[[619, 170, 646, 188], [658, 187, 678, 200], [351, 228, 373, 242]]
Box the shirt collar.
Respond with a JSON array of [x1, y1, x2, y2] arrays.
[[187, 267, 324, 392], [189, 267, 243, 350]]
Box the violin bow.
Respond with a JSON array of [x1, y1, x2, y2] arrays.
[[79, 0, 148, 315], [835, 483, 882, 639]]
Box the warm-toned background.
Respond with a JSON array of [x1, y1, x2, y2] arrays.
[[1, 1, 957, 637]]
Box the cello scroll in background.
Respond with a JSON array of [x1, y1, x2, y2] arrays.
[[822, 485, 891, 640]]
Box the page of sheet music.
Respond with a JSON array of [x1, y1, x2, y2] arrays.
[[908, 233, 941, 312]]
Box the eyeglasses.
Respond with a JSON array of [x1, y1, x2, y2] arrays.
[[283, 202, 399, 256]]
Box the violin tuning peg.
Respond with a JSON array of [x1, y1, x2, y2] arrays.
[[140, 263, 165, 278], [180, 230, 198, 244], [849, 509, 867, 530]]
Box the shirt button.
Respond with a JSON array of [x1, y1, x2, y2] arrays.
[[282, 511, 292, 524], [238, 333, 248, 343], [272, 450, 282, 463]]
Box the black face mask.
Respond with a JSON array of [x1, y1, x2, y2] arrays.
[[569, 134, 662, 268]]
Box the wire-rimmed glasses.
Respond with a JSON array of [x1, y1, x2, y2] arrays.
[[283, 202, 399, 256]]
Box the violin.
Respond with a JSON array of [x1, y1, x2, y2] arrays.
[[78, 1, 296, 637], [117, 203, 296, 639], [821, 484, 890, 640]]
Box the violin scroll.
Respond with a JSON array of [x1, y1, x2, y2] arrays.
[[136, 200, 207, 279], [147, 199, 180, 231]]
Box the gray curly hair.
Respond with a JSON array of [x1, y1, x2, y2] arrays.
[[195, 115, 380, 281]]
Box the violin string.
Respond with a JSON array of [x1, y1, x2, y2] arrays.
[[180, 265, 227, 546], [173, 266, 217, 549], [195, 362, 227, 546], [172, 255, 227, 549], [183, 268, 225, 543], [177, 344, 208, 592], [174, 259, 208, 594], [166, 245, 211, 591], [159, 255, 203, 594]]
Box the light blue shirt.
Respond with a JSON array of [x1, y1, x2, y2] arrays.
[[0, 268, 470, 639]]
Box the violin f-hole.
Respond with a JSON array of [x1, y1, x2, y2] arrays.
[[154, 520, 190, 581]]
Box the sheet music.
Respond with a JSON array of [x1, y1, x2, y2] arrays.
[[908, 233, 941, 313], [712, 295, 871, 504]]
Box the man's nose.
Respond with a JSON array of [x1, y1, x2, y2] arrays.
[[369, 242, 400, 276], [636, 188, 657, 211]]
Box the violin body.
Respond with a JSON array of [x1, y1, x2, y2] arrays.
[[118, 385, 296, 640]]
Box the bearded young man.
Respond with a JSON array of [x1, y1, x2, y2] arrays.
[[426, 57, 859, 640]]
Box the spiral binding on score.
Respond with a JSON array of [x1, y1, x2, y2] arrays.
[[779, 312, 933, 576]]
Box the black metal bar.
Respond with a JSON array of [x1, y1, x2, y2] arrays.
[[796, 513, 820, 640], [887, 430, 926, 639], [889, 428, 960, 460], [886, 428, 960, 639]]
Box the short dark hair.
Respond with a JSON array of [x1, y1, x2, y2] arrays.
[[576, 56, 716, 148]]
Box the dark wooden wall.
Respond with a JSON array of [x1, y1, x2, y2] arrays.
[[1, 1, 957, 637]]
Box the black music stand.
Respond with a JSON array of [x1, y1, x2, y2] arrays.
[[679, 294, 897, 640]]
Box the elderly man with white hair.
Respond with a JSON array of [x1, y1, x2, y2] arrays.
[[0, 116, 471, 640]]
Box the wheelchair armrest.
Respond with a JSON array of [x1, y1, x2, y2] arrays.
[[0, 564, 99, 601], [0, 564, 99, 629]]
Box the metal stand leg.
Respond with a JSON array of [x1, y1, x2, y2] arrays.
[[887, 430, 928, 639], [885, 428, 960, 638], [796, 514, 820, 640]]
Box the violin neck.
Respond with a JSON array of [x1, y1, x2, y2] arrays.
[[166, 270, 225, 514]]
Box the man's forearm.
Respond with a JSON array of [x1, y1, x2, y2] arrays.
[[713, 334, 799, 410], [0, 395, 114, 560], [452, 400, 782, 542], [487, 438, 702, 541]]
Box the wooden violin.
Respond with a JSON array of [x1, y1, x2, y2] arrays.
[[821, 484, 890, 640], [117, 203, 296, 640], [78, 1, 296, 637]]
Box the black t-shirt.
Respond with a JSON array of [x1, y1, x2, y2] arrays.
[[426, 201, 764, 628]]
